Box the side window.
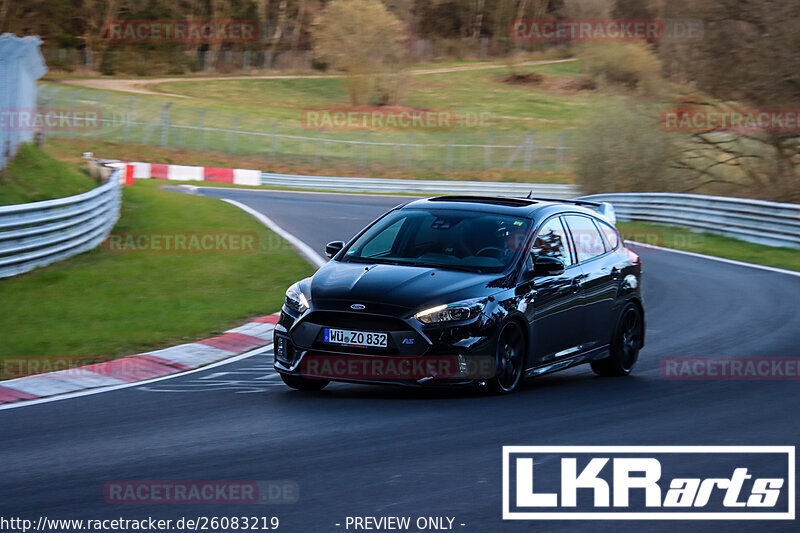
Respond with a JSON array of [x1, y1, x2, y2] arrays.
[[597, 219, 620, 250], [564, 215, 606, 263], [531, 217, 572, 267], [358, 218, 405, 258]]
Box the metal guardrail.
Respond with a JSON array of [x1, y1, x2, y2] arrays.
[[260, 172, 581, 197], [258, 173, 799, 249], [581, 192, 800, 249], [0, 168, 122, 278]]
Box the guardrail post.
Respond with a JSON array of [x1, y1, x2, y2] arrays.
[[485, 131, 494, 169], [196, 109, 208, 149], [158, 103, 173, 147], [270, 120, 280, 156], [123, 96, 136, 143], [405, 132, 413, 170], [360, 132, 370, 172], [229, 114, 242, 152], [524, 130, 537, 171], [445, 133, 455, 172], [505, 130, 533, 169], [69, 90, 82, 139], [314, 129, 323, 169]]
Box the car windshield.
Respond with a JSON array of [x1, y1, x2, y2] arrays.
[[341, 208, 531, 273]]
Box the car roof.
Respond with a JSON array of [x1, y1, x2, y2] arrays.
[[402, 195, 605, 220]]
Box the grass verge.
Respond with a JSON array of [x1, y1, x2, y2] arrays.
[[0, 179, 314, 361], [0, 144, 96, 205], [618, 221, 800, 272]]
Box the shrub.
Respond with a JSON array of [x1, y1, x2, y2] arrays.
[[575, 99, 688, 193], [576, 42, 663, 95], [312, 0, 407, 106]]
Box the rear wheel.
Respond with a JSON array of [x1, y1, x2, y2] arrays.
[[592, 303, 643, 377], [280, 373, 329, 391], [488, 321, 526, 394]]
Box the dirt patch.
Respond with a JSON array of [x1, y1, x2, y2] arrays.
[[53, 59, 579, 97], [502, 72, 596, 94]]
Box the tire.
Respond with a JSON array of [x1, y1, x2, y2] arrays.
[[488, 321, 526, 394], [592, 302, 644, 377], [280, 373, 330, 391]]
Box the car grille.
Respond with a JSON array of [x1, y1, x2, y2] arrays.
[[302, 311, 410, 331], [292, 311, 426, 356]]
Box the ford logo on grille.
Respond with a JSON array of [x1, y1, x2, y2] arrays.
[[350, 304, 366, 310]]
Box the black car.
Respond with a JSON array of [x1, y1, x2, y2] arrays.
[[274, 196, 644, 394]]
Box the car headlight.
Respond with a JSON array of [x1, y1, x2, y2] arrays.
[[285, 282, 310, 314], [414, 298, 486, 324]]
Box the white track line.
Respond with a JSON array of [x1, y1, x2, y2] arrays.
[[0, 345, 273, 411], [185, 184, 414, 199], [222, 198, 327, 268], [629, 241, 800, 279]]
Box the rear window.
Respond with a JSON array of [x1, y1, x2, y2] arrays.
[[597, 219, 620, 250], [564, 215, 606, 263]]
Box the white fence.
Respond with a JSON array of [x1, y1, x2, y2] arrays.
[[0, 169, 122, 278], [0, 34, 47, 170]]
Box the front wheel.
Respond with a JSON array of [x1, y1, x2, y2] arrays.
[[488, 321, 526, 394], [280, 373, 329, 391], [591, 302, 643, 377]]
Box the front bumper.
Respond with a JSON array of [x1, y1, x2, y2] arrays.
[[273, 307, 496, 387]]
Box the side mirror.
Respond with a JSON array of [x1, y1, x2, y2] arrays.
[[532, 255, 565, 277], [325, 241, 345, 258]]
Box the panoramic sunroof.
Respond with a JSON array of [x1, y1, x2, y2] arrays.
[[429, 196, 537, 207]]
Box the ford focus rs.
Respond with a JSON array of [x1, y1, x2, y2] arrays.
[[273, 196, 644, 394]]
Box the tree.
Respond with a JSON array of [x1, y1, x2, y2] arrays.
[[79, 0, 125, 70], [656, 0, 800, 201], [312, 0, 407, 105]]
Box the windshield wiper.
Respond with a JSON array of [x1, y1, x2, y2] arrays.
[[346, 256, 406, 266]]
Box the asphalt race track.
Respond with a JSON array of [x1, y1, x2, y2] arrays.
[[2, 188, 799, 532]]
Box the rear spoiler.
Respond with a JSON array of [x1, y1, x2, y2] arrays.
[[594, 202, 617, 224], [525, 197, 617, 225]]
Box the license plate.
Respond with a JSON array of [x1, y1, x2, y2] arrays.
[[323, 328, 388, 348]]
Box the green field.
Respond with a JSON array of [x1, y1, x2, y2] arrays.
[[0, 144, 96, 205], [39, 59, 602, 179], [0, 179, 313, 360]]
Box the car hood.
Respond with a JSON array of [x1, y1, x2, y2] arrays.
[[310, 261, 503, 311]]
